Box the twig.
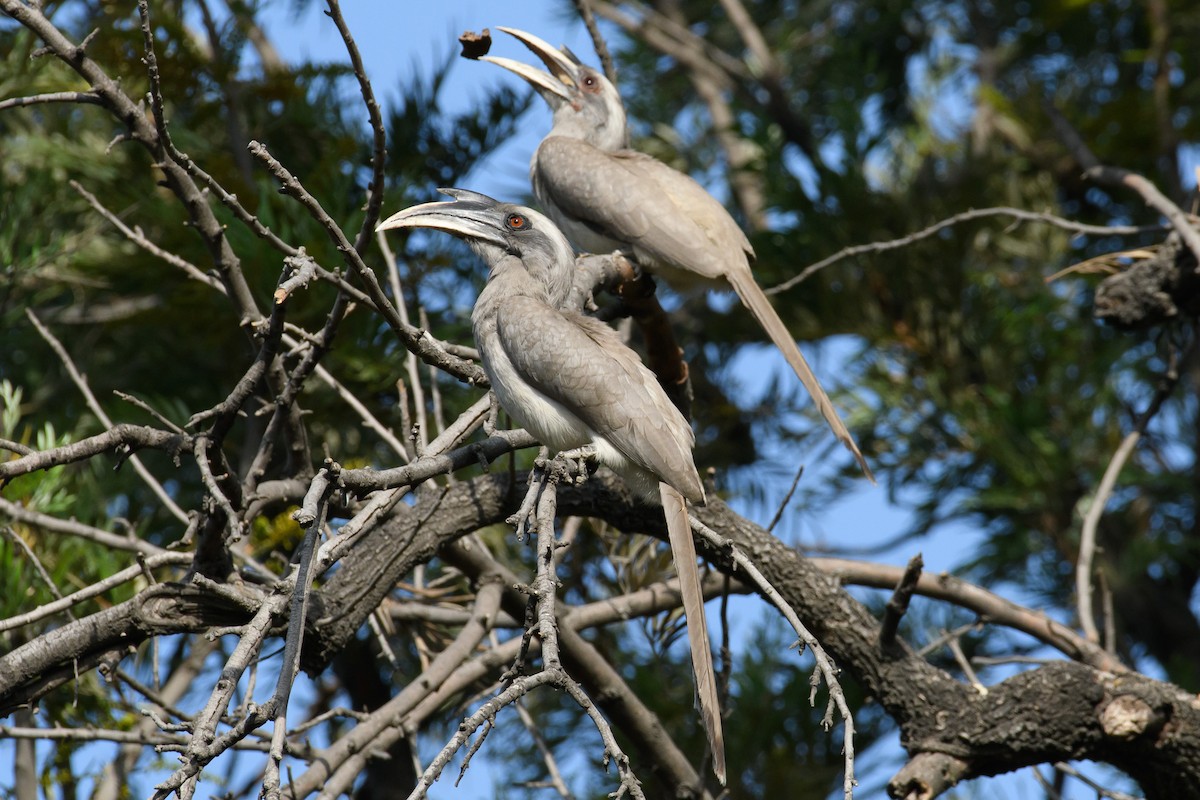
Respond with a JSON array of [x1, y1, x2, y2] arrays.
[[0, 551, 191, 633], [311, 483, 410, 576], [0, 90, 104, 111], [287, 706, 371, 738], [324, 0, 388, 252], [1053, 762, 1143, 800], [766, 463, 804, 532], [25, 309, 189, 523], [691, 517, 856, 799], [184, 260, 289, 433], [513, 699, 576, 799], [334, 425, 534, 494], [0, 495, 169, 557], [813, 556, 1123, 672], [532, 462, 564, 667], [141, 0, 291, 260], [242, 282, 342, 493], [136, 0, 263, 320], [1044, 101, 1200, 265], [312, 402, 506, 573], [388, 242, 430, 456], [367, 609, 401, 672], [305, 579, 506, 799], [560, 679, 645, 800], [970, 655, 1058, 667], [508, 452, 549, 542], [248, 140, 485, 385], [274, 251, 320, 302], [422, 308, 448, 439], [76, 176, 385, 313], [1, 520, 90, 709], [1084, 166, 1200, 266], [879, 554, 923, 647], [404, 453, 645, 800], [112, 390, 185, 434], [262, 475, 329, 800], [945, 636, 986, 695], [403, 669, 562, 800], [916, 621, 982, 659], [0, 725, 282, 753], [162, 589, 290, 799], [192, 435, 243, 544], [0, 438, 34, 456], [117, 667, 195, 725], [1076, 339, 1185, 643], [590, 1, 748, 84], [572, 0, 617, 84], [191, 0, 254, 184], [1100, 568, 1117, 656], [2, 525, 69, 608], [767, 207, 1162, 295], [70, 181, 226, 292], [444, 539, 699, 798]]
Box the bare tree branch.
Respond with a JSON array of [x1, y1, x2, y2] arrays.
[[0, 424, 187, 482], [0, 90, 104, 111], [768, 207, 1162, 296], [26, 309, 189, 522], [1076, 336, 1188, 643]]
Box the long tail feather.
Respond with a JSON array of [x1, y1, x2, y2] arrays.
[[661, 483, 726, 784], [727, 270, 875, 482]]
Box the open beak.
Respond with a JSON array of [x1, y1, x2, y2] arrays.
[[376, 188, 508, 249], [481, 26, 579, 106]]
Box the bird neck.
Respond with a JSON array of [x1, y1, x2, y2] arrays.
[[474, 256, 572, 320], [549, 108, 628, 152]]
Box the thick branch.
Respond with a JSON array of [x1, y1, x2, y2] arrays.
[[0, 582, 252, 715], [0, 424, 187, 480]]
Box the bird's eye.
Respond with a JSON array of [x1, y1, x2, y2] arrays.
[[582, 74, 597, 90], [505, 213, 527, 231]]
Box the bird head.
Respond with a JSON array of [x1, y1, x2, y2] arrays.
[[376, 188, 576, 306], [483, 26, 628, 152]]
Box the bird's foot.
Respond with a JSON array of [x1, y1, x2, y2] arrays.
[[611, 250, 642, 278], [549, 445, 598, 487]]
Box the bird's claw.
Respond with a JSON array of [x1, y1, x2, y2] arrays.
[[550, 445, 598, 486]]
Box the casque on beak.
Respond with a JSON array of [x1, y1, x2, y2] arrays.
[[480, 26, 580, 106], [376, 188, 509, 250]]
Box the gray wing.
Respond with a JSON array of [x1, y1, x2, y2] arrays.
[[535, 138, 753, 282], [496, 295, 703, 501]]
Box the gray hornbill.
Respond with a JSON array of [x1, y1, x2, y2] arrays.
[[482, 26, 873, 480], [377, 189, 727, 784]]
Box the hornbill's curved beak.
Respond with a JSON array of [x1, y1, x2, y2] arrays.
[[376, 188, 509, 249], [481, 26, 580, 106]]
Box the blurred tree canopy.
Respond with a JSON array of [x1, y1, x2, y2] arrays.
[[1, 0, 1198, 798]]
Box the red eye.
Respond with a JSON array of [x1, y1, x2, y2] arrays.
[[582, 75, 597, 89], [505, 213, 527, 230]]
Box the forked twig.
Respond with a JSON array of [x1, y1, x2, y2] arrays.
[[692, 517, 857, 798]]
